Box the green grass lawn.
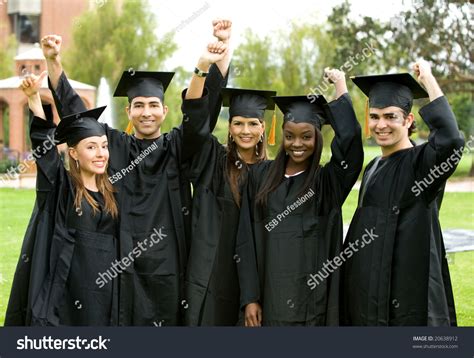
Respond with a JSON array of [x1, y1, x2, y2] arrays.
[[0, 188, 472, 326]]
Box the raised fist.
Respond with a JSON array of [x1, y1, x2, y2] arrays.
[[41, 35, 62, 60], [212, 19, 232, 43]]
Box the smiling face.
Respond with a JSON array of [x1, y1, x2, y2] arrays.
[[229, 116, 265, 152], [126, 96, 168, 139], [283, 121, 316, 169], [69, 135, 109, 175], [369, 106, 414, 154]]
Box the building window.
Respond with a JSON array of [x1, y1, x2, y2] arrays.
[[11, 14, 40, 44]]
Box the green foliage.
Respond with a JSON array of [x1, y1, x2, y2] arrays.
[[0, 159, 18, 174], [232, 23, 339, 158], [0, 34, 17, 78], [389, 0, 473, 94], [62, 0, 178, 131]]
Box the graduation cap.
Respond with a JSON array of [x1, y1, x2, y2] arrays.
[[222, 88, 278, 145], [271, 95, 329, 140], [222, 88, 276, 119], [113, 71, 174, 103], [56, 106, 107, 146], [351, 73, 428, 137]]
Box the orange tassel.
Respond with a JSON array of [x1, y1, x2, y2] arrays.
[[125, 120, 134, 135], [364, 98, 370, 139], [268, 111, 277, 146]]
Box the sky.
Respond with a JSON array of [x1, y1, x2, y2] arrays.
[[148, 0, 413, 70]]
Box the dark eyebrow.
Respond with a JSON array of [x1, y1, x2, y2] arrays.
[[132, 100, 161, 105]]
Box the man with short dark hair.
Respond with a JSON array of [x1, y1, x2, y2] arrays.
[[342, 59, 464, 326]]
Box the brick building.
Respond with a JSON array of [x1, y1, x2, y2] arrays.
[[0, 0, 96, 163]]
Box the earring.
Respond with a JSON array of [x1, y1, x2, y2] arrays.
[[76, 160, 79, 169], [259, 135, 263, 143], [255, 145, 259, 157], [229, 135, 234, 143]]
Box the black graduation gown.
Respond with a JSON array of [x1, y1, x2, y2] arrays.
[[236, 94, 363, 326], [46, 70, 220, 326], [184, 136, 244, 326], [341, 96, 464, 326], [5, 107, 119, 326]]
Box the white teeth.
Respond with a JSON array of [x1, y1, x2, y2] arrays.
[[377, 132, 390, 136], [293, 151, 304, 156]]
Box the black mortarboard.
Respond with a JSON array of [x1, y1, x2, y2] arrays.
[[272, 95, 329, 130], [56, 106, 107, 146], [113, 71, 174, 102], [351, 73, 428, 113], [222, 88, 277, 120]]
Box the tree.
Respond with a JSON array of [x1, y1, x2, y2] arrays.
[[0, 34, 17, 78], [389, 0, 473, 95], [326, 0, 473, 174], [232, 23, 338, 158], [62, 0, 178, 130]]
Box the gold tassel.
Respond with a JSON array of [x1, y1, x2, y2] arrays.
[[268, 111, 277, 146], [125, 120, 134, 135], [364, 98, 370, 139]]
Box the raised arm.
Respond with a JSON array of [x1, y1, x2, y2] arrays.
[[41, 35, 87, 116], [323, 68, 364, 203], [411, 59, 465, 201], [41, 34, 130, 171], [181, 41, 228, 163], [19, 72, 61, 191]]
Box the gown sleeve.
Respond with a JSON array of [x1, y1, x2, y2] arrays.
[[4, 105, 63, 325], [320, 93, 364, 207], [412, 96, 465, 203], [48, 72, 88, 115], [235, 167, 261, 309], [179, 87, 211, 164], [29, 104, 62, 192], [205, 63, 228, 132]]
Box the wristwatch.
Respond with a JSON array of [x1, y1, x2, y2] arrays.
[[194, 67, 208, 78]]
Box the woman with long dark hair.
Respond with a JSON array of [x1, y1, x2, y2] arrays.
[[184, 88, 276, 326], [5, 72, 119, 326], [236, 68, 364, 326]]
